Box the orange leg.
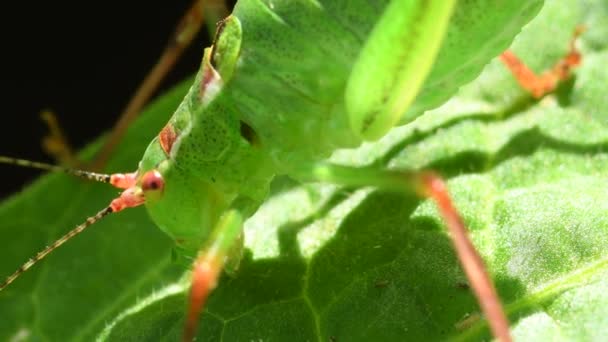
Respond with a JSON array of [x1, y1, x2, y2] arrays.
[[500, 26, 585, 98], [299, 164, 512, 342], [420, 172, 510, 342], [183, 210, 243, 342]]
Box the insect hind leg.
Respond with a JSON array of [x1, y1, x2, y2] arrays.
[[294, 163, 512, 342]]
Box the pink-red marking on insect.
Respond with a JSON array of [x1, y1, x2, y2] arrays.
[[159, 124, 178, 156], [198, 57, 223, 104]]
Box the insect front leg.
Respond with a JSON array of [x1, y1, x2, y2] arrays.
[[183, 209, 244, 342], [293, 163, 511, 342]]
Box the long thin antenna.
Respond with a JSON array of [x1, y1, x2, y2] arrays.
[[0, 206, 113, 291], [0, 156, 111, 183], [90, 0, 212, 171]]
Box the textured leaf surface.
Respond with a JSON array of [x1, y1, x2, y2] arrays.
[[1, 0, 607, 341]]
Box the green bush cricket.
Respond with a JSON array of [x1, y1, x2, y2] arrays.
[[0, 0, 588, 340]]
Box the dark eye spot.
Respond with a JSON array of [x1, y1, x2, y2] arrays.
[[141, 170, 165, 193], [148, 180, 160, 189]]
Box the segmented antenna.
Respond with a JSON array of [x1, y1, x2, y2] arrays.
[[0, 206, 113, 291], [0, 156, 111, 183]]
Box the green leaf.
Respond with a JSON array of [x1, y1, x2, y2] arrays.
[[1, 0, 607, 341]]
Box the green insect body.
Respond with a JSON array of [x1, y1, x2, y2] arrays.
[[141, 0, 542, 261], [0, 0, 557, 340], [129, 0, 545, 338]]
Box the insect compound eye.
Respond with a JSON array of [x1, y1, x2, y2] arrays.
[[141, 170, 165, 194]]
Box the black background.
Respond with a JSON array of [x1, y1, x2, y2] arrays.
[[0, 2, 235, 198]]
